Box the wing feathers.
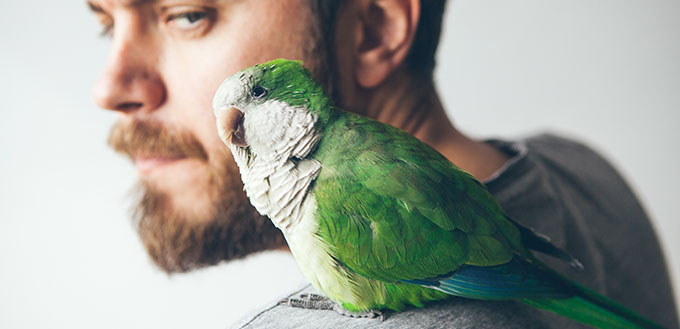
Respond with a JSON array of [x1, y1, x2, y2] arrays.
[[314, 112, 537, 286]]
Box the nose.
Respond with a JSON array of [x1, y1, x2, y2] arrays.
[[92, 19, 166, 114]]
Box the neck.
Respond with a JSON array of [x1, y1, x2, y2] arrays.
[[350, 70, 508, 181]]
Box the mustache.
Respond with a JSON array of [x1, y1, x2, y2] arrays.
[[108, 119, 208, 161]]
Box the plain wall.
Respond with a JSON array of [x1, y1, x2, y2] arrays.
[[0, 1, 677, 328]]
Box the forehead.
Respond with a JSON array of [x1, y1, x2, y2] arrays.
[[88, 0, 221, 9], [114, 0, 150, 6], [88, 0, 147, 8]]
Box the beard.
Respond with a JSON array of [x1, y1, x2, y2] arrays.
[[108, 120, 286, 273], [105, 13, 337, 273]]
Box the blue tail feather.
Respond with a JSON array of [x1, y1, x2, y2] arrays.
[[402, 255, 572, 300]]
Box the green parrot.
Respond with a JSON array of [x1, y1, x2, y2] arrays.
[[212, 59, 662, 329]]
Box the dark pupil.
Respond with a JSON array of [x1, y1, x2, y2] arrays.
[[185, 12, 206, 23], [252, 86, 267, 98]]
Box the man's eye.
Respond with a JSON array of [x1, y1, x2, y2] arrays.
[[88, 1, 114, 38], [172, 12, 207, 26], [100, 24, 114, 38], [162, 7, 216, 38], [167, 11, 210, 29]]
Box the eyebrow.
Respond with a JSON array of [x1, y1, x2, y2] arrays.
[[86, 1, 105, 13], [86, 0, 156, 13], [122, 0, 155, 6]]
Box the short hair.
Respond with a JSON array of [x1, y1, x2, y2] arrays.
[[309, 0, 448, 79]]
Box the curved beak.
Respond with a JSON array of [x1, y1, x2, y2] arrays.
[[216, 107, 248, 147]]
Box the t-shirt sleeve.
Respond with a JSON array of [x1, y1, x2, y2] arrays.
[[229, 285, 590, 329]]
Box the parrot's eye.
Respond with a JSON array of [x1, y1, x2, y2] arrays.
[[251, 85, 268, 99]]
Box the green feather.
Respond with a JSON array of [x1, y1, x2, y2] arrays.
[[218, 59, 663, 329]]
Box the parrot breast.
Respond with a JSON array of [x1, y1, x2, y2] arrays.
[[285, 195, 375, 307], [230, 144, 322, 231], [228, 100, 322, 231]]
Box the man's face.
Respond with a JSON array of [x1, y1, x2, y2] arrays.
[[90, 0, 326, 272]]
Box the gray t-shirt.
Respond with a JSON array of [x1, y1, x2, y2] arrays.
[[229, 134, 679, 329]]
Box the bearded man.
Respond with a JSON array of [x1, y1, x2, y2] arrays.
[[89, 0, 678, 327]]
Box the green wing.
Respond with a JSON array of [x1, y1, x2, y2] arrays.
[[312, 111, 526, 283]]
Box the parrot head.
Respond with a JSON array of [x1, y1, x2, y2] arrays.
[[212, 59, 331, 164]]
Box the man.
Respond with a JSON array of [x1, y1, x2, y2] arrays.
[[89, 0, 678, 328]]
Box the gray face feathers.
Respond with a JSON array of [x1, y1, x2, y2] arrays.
[[212, 63, 320, 163]]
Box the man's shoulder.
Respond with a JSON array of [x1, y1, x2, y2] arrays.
[[229, 285, 585, 329], [513, 133, 622, 179], [486, 133, 635, 208], [520, 133, 642, 215], [523, 133, 621, 177], [491, 134, 678, 329]]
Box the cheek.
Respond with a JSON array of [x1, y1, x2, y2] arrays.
[[157, 0, 317, 158], [158, 56, 231, 167], [184, 0, 316, 74], [162, 62, 223, 156]]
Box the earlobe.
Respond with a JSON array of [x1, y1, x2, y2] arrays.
[[355, 0, 420, 88]]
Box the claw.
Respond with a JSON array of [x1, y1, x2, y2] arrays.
[[280, 293, 386, 320]]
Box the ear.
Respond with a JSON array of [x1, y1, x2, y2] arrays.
[[355, 0, 420, 88]]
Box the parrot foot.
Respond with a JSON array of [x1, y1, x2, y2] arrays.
[[332, 305, 385, 321], [279, 293, 385, 321], [299, 293, 327, 301], [279, 293, 335, 310]]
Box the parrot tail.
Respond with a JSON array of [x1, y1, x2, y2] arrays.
[[522, 283, 663, 329], [406, 256, 663, 328]]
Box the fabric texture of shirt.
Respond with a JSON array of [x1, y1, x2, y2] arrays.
[[229, 134, 679, 329]]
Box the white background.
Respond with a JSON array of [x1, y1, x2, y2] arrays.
[[1, 1, 678, 328]]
